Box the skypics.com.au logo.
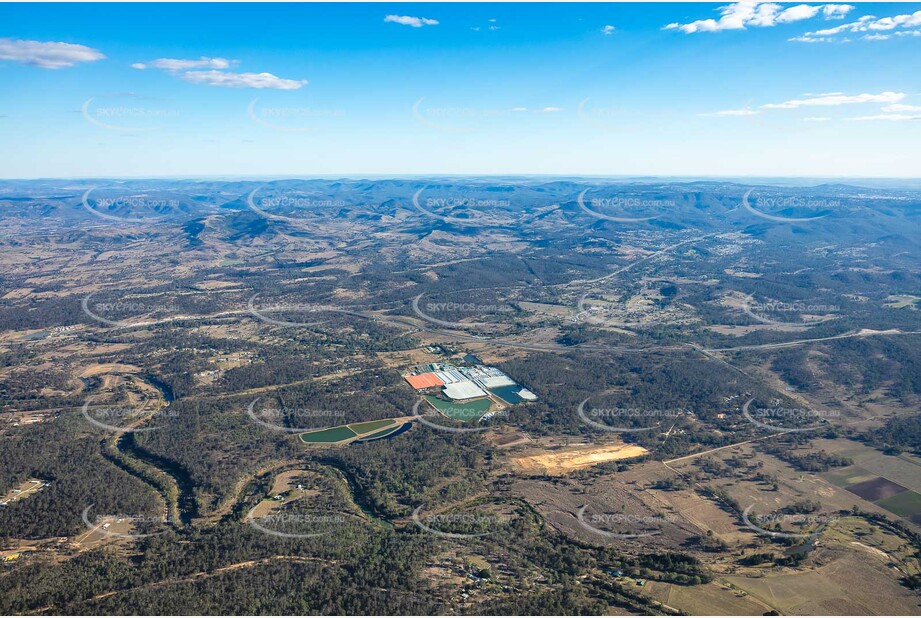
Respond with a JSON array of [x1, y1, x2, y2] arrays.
[[81, 188, 179, 223], [576, 189, 669, 223], [246, 510, 353, 539], [82, 291, 181, 328], [245, 398, 348, 434], [248, 98, 344, 133], [82, 95, 180, 133], [742, 505, 838, 540], [577, 505, 679, 539], [411, 504, 515, 539], [742, 398, 839, 433], [578, 399, 688, 433], [245, 187, 346, 222], [411, 294, 516, 330], [741, 189, 837, 223], [411, 399, 490, 434], [411, 186, 517, 227], [741, 295, 839, 327]]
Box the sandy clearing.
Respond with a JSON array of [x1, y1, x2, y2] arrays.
[[77, 363, 142, 378], [512, 443, 648, 475]]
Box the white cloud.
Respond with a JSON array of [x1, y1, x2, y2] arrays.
[[701, 108, 760, 116], [822, 4, 853, 19], [761, 91, 904, 109], [0, 37, 105, 69], [384, 14, 439, 28], [601, 25, 616, 35], [538, 107, 564, 113], [181, 70, 307, 90], [862, 30, 921, 41], [664, 2, 853, 33], [788, 35, 836, 42], [882, 103, 921, 112], [132, 56, 304, 90], [511, 107, 528, 112], [803, 116, 831, 121], [794, 10, 921, 41], [132, 57, 236, 71], [706, 92, 909, 119], [776, 5, 822, 24], [847, 113, 921, 121]]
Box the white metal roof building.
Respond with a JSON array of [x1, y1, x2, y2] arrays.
[[434, 368, 466, 384], [443, 380, 488, 401], [517, 388, 538, 401], [480, 374, 516, 389]]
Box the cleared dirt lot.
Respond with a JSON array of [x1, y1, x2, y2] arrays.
[[511, 442, 648, 475]]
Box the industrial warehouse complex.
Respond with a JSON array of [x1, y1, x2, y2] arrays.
[[403, 361, 537, 423]]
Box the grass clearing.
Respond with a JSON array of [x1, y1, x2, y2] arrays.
[[875, 490, 921, 524], [0, 479, 47, 506], [823, 465, 878, 488]]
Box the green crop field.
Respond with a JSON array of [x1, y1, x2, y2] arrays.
[[300, 426, 358, 443], [823, 465, 878, 488], [875, 490, 921, 523]]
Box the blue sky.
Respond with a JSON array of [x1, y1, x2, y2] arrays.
[[1, 2, 919, 178]]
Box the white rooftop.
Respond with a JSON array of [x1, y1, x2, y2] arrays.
[[443, 380, 488, 401], [518, 388, 538, 401], [481, 375, 516, 388]]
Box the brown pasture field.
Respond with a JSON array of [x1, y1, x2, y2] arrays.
[[646, 486, 745, 541], [846, 477, 909, 502], [650, 438, 921, 614], [485, 430, 531, 449], [193, 280, 242, 290], [706, 323, 808, 336], [375, 348, 442, 369], [723, 552, 921, 615], [77, 363, 142, 378], [670, 442, 899, 520], [812, 437, 921, 492], [643, 579, 772, 616], [510, 476, 695, 551], [248, 469, 325, 519]]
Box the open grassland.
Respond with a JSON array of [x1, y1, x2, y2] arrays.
[[875, 491, 921, 525], [723, 553, 921, 615], [644, 580, 772, 615], [813, 438, 921, 525]]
